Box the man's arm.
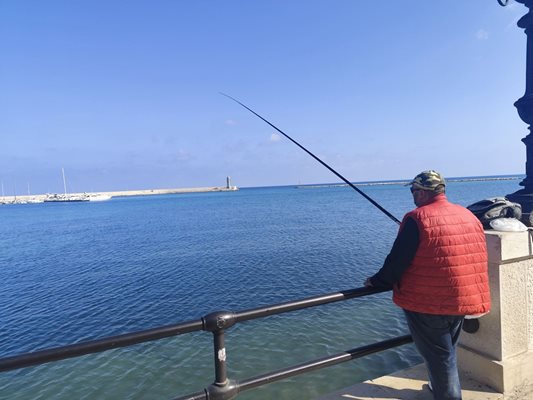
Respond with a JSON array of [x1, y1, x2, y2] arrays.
[[365, 217, 419, 289]]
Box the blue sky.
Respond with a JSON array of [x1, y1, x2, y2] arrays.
[[0, 1, 529, 193]]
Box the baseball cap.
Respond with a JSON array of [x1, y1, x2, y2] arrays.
[[407, 170, 446, 191]]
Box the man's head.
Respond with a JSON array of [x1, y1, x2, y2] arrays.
[[408, 170, 446, 207]]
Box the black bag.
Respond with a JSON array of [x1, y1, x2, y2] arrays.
[[466, 197, 522, 228]]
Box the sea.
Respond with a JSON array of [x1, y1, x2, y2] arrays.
[[0, 176, 522, 400]]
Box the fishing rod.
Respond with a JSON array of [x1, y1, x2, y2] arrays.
[[221, 93, 401, 225]]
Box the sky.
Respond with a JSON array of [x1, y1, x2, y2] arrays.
[[0, 1, 530, 194]]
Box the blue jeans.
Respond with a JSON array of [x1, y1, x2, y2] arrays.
[[403, 310, 464, 400]]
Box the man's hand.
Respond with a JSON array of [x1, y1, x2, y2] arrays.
[[364, 277, 373, 287]]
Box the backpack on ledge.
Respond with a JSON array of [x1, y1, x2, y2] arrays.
[[466, 197, 522, 228]]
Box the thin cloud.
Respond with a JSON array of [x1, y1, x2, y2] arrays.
[[175, 149, 192, 161], [476, 29, 489, 40], [269, 133, 281, 142], [225, 119, 237, 126]]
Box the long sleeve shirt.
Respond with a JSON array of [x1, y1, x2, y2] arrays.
[[369, 217, 420, 290]]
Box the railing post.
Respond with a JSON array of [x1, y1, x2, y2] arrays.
[[202, 311, 239, 400], [213, 330, 227, 385]]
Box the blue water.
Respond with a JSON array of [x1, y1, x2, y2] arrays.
[[0, 177, 522, 399]]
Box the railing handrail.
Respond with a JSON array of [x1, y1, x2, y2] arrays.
[[0, 285, 411, 400], [0, 318, 204, 373], [0, 286, 388, 373]]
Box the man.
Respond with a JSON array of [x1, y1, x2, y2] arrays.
[[365, 170, 490, 400]]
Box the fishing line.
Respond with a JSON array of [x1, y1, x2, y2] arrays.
[[221, 93, 401, 225]]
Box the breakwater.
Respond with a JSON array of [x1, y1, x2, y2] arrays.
[[0, 185, 238, 204], [296, 175, 523, 189], [95, 185, 239, 197]]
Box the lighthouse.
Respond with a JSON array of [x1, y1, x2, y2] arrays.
[[225, 176, 237, 191]]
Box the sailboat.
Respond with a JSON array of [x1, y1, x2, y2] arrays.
[[0, 181, 6, 204], [25, 182, 44, 203], [45, 168, 90, 202]]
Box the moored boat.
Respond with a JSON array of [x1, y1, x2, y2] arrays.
[[88, 194, 112, 202], [44, 168, 90, 202]]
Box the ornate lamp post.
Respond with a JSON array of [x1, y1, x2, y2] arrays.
[[501, 0, 533, 222]]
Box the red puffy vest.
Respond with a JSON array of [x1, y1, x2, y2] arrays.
[[393, 194, 491, 315]]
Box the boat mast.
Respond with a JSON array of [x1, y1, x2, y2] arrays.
[[62, 167, 67, 196]]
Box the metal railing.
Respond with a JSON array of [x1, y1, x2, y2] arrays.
[[0, 286, 413, 400]]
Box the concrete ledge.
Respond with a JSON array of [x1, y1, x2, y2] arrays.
[[459, 347, 533, 394], [485, 231, 533, 263], [316, 363, 503, 400]]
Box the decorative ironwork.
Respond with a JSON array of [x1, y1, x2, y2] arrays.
[[505, 0, 533, 223]]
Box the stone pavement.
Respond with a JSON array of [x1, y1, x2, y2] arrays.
[[317, 363, 532, 400]]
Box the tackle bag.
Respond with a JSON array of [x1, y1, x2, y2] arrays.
[[466, 197, 522, 228]]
